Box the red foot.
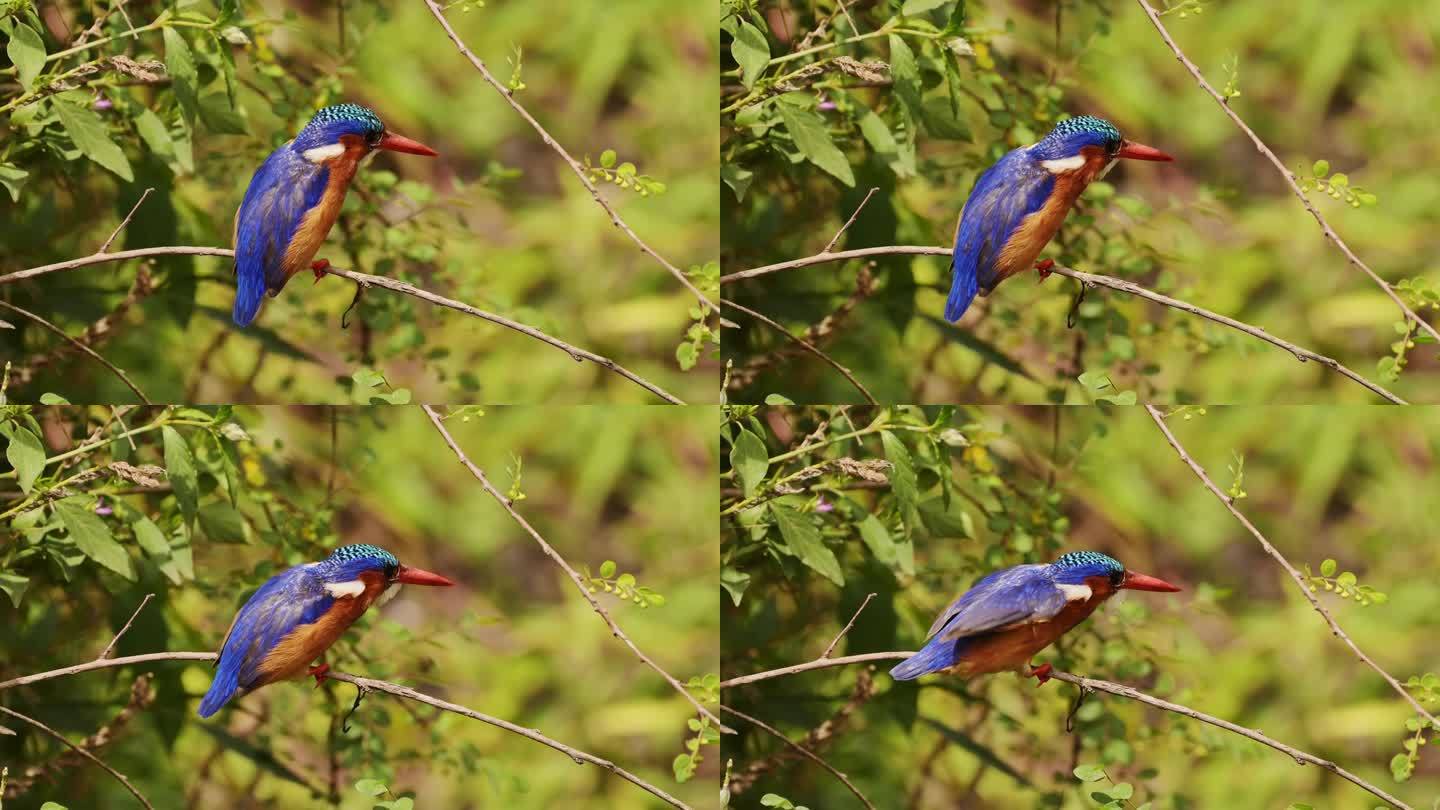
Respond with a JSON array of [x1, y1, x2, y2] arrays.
[[311, 259, 331, 285], [1035, 259, 1054, 282], [1027, 662, 1053, 686], [308, 662, 330, 687]]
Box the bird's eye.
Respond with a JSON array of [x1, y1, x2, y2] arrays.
[[366, 129, 383, 147], [384, 563, 398, 578]]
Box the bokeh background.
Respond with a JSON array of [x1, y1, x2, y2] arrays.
[[1, 0, 718, 404], [722, 404, 1440, 808], [0, 404, 719, 808], [721, 0, 1440, 404]]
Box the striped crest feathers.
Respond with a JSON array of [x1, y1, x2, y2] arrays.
[[1054, 550, 1123, 575], [302, 104, 384, 139]]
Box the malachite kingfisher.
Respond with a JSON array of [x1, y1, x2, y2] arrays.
[[198, 544, 455, 717], [889, 551, 1180, 684], [231, 103, 439, 327], [944, 115, 1173, 323]]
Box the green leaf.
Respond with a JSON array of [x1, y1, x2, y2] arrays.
[[888, 35, 924, 124], [0, 572, 30, 607], [198, 502, 246, 543], [1311, 159, 1329, 178], [0, 164, 29, 202], [881, 430, 918, 517], [162, 426, 198, 528], [772, 502, 844, 586], [1073, 764, 1106, 782], [730, 428, 769, 498], [38, 393, 70, 404], [4, 422, 46, 494], [56, 497, 135, 580], [599, 149, 616, 168], [731, 20, 771, 89], [8, 22, 46, 90], [54, 98, 134, 181], [598, 560, 617, 579], [764, 393, 795, 405], [163, 27, 198, 126], [131, 515, 171, 558], [776, 96, 855, 187], [1319, 558, 1337, 577], [902, 0, 950, 12], [721, 163, 754, 202], [354, 778, 387, 796], [676, 340, 700, 370], [720, 566, 751, 606]]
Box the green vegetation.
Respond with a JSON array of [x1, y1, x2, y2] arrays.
[[721, 1, 1440, 404], [1, 403, 719, 807], [1, 0, 717, 403], [722, 404, 1440, 807]]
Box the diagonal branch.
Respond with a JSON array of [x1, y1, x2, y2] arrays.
[[722, 651, 1414, 809], [0, 246, 680, 403], [421, 405, 728, 732], [720, 245, 1406, 403], [0, 300, 152, 404], [722, 299, 879, 406], [1144, 404, 1439, 730], [421, 0, 716, 312], [0, 650, 689, 808], [0, 705, 155, 809], [1134, 0, 1439, 345], [722, 704, 877, 810]]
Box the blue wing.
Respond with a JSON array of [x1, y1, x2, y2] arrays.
[[945, 149, 1054, 322], [198, 564, 333, 717], [232, 145, 329, 326], [891, 564, 1065, 680]]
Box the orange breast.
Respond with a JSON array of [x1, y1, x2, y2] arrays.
[[989, 147, 1109, 288], [255, 571, 387, 684], [948, 575, 1115, 676], [280, 136, 366, 279]]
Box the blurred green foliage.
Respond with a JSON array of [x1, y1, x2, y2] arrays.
[[0, 403, 718, 807], [1, 0, 717, 404], [721, 0, 1440, 404], [722, 404, 1440, 807]]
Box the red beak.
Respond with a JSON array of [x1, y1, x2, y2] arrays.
[[1116, 139, 1173, 162], [1123, 571, 1182, 592], [394, 564, 456, 586], [377, 132, 439, 157]]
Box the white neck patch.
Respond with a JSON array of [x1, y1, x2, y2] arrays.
[[302, 143, 346, 164], [324, 579, 367, 599], [1040, 154, 1087, 174], [1056, 583, 1093, 602]]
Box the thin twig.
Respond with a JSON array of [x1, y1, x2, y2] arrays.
[[1134, 0, 1439, 346], [420, 405, 728, 732], [98, 188, 152, 253], [719, 245, 1406, 403], [722, 299, 880, 406], [0, 300, 152, 403], [0, 246, 680, 404], [421, 0, 715, 311], [99, 593, 153, 660], [0, 705, 155, 809], [822, 187, 878, 254], [1144, 405, 1439, 730], [821, 592, 876, 659], [721, 705, 877, 810], [0, 651, 688, 809], [722, 651, 1413, 809]]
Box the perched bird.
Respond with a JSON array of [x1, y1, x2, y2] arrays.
[[198, 544, 455, 717], [231, 103, 438, 326], [890, 551, 1180, 684], [944, 115, 1172, 323]]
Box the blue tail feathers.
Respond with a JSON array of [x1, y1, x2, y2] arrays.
[[232, 262, 266, 327], [197, 670, 237, 717], [944, 251, 979, 323], [890, 636, 963, 681]]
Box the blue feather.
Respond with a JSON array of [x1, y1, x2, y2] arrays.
[[946, 150, 1055, 322], [232, 147, 330, 326], [889, 564, 1068, 680], [198, 565, 333, 717]]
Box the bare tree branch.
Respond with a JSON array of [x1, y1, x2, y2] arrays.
[[822, 187, 879, 254], [0, 300, 152, 404], [722, 299, 879, 407], [1144, 404, 1439, 730], [1133, 0, 1439, 346], [99, 188, 153, 253], [421, 0, 715, 312], [721, 704, 877, 810], [722, 651, 1414, 809], [0, 704, 155, 809], [0, 246, 681, 404], [0, 650, 690, 808], [421, 405, 727, 732], [821, 592, 876, 659], [720, 245, 1406, 403], [99, 594, 153, 660]]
